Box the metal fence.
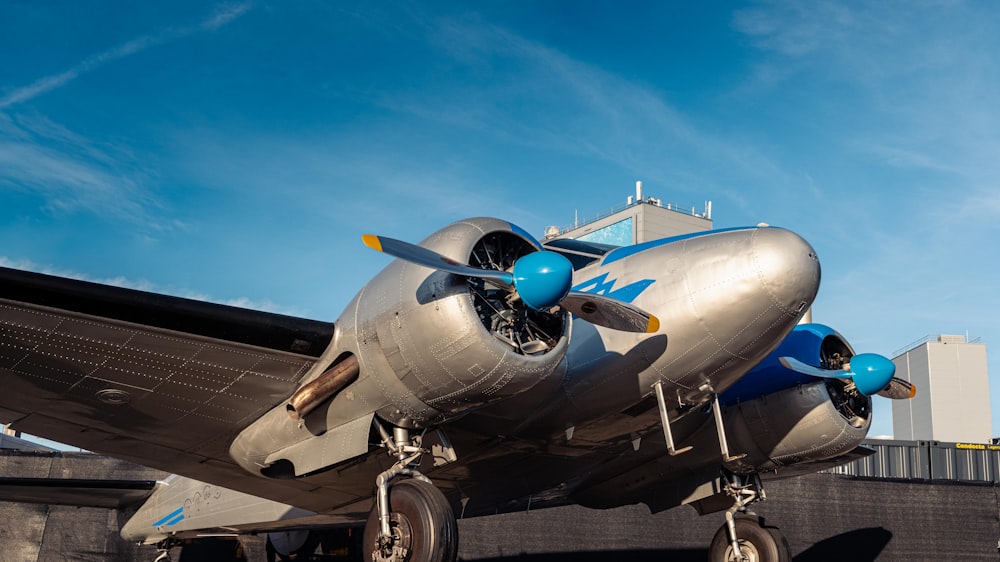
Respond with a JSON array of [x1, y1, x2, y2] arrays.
[[827, 439, 1000, 483]]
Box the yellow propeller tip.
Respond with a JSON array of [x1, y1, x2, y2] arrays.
[[361, 234, 382, 252], [646, 314, 660, 333], [909, 384, 917, 399]]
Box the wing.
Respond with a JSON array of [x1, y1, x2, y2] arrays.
[[0, 477, 157, 509], [0, 266, 371, 513]]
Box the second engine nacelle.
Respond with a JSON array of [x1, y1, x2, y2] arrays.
[[724, 378, 870, 472], [720, 323, 871, 471]]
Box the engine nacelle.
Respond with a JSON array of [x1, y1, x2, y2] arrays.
[[231, 219, 570, 478], [341, 217, 571, 428], [721, 323, 871, 470]]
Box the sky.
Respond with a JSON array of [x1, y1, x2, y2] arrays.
[[1, 0, 998, 440]]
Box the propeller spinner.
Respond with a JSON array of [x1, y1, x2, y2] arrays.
[[779, 353, 916, 399], [362, 232, 659, 333]]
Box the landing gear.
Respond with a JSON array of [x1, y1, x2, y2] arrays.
[[363, 479, 458, 561], [708, 472, 790, 562], [153, 538, 179, 562], [364, 423, 458, 562]]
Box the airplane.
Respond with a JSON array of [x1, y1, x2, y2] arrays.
[[0, 217, 915, 561]]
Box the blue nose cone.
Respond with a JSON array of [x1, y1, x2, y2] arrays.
[[851, 353, 896, 396], [512, 251, 573, 310]]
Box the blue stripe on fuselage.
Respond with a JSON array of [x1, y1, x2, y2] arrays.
[[601, 226, 758, 266], [153, 506, 184, 527], [571, 273, 654, 303]]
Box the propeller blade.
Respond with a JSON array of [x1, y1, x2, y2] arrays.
[[562, 292, 660, 333], [363, 230, 658, 332], [877, 377, 917, 400], [779, 353, 896, 396], [362, 233, 576, 308], [779, 356, 851, 379], [362, 234, 513, 289]]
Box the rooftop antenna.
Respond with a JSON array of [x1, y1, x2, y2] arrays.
[[636, 180, 643, 203]]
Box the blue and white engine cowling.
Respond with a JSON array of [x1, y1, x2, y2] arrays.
[[719, 324, 873, 471]]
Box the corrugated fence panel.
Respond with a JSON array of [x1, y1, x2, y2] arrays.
[[834, 440, 1000, 483]]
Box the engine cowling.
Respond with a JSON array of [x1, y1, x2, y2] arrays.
[[230, 219, 570, 478], [720, 323, 871, 470], [345, 217, 571, 428]]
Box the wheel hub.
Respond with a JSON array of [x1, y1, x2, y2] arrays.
[[726, 539, 760, 562], [375, 512, 413, 561]]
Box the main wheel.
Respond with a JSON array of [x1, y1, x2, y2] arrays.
[[708, 516, 790, 562], [266, 530, 319, 561], [362, 479, 458, 562]]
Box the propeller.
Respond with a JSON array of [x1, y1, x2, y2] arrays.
[[362, 233, 659, 333], [779, 353, 916, 399]]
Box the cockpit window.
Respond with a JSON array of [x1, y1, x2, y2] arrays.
[[542, 238, 619, 270], [543, 238, 618, 255]]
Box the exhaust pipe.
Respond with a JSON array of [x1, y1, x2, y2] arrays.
[[286, 355, 360, 422]]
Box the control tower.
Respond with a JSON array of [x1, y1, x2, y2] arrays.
[[544, 181, 712, 245]]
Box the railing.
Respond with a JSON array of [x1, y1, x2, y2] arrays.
[[891, 333, 983, 358], [551, 199, 710, 236]]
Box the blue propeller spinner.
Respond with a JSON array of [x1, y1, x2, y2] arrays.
[[362, 230, 658, 333], [510, 251, 573, 310]]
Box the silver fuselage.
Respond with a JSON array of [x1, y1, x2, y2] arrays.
[[131, 222, 832, 544]]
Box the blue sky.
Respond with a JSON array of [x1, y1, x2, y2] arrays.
[[1, 1, 998, 440]]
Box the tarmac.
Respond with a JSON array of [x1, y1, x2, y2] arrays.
[[2, 450, 999, 561]]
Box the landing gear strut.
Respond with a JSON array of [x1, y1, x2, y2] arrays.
[[153, 538, 179, 562], [363, 424, 458, 562], [708, 472, 790, 562]]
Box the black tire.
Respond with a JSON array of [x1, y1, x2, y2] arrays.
[[708, 516, 790, 562], [266, 530, 320, 561], [362, 479, 458, 562]]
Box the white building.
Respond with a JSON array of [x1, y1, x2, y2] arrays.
[[891, 335, 991, 443], [545, 180, 712, 245]]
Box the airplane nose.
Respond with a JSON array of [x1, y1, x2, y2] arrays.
[[750, 227, 821, 318]]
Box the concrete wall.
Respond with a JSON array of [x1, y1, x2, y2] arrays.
[[0, 451, 164, 561]]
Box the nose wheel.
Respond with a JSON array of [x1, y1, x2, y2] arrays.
[[708, 472, 790, 562], [709, 515, 789, 562]]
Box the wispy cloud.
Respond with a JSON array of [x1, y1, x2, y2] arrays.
[[733, 0, 1000, 221], [0, 3, 252, 225], [0, 113, 171, 225], [0, 2, 252, 109], [380, 15, 804, 212]]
